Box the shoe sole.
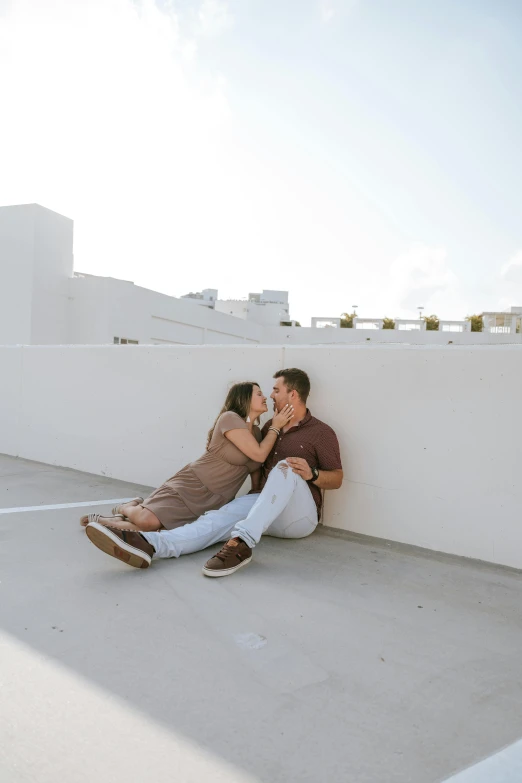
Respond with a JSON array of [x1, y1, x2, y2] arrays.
[[85, 521, 151, 569], [202, 555, 252, 578]]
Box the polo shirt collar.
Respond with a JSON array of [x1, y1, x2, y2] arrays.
[[283, 408, 312, 433], [299, 409, 312, 426]]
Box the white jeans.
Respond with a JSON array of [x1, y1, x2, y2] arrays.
[[143, 460, 318, 559]]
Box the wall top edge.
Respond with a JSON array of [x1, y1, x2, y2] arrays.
[[1, 343, 522, 351]]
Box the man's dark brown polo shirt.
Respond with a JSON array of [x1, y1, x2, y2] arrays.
[[259, 409, 342, 518]]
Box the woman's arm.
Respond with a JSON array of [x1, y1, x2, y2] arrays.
[[224, 427, 278, 462], [224, 404, 294, 462]]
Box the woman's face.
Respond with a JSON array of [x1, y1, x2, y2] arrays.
[[250, 385, 268, 416]]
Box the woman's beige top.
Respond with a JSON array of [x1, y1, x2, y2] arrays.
[[143, 411, 262, 528], [189, 411, 262, 496]]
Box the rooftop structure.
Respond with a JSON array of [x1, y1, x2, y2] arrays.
[[481, 311, 521, 334], [215, 289, 291, 327], [353, 317, 384, 330], [2, 339, 522, 782], [394, 318, 427, 331], [248, 289, 289, 305], [0, 204, 295, 344], [0, 205, 261, 346], [2, 204, 522, 348], [0, 203, 73, 345], [311, 317, 341, 328], [439, 319, 472, 333], [180, 288, 218, 308], [321, 317, 472, 334]]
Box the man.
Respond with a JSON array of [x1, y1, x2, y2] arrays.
[[85, 368, 343, 577]]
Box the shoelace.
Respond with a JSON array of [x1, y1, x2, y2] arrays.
[[215, 541, 245, 563]]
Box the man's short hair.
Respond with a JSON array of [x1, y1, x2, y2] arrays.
[[274, 368, 311, 403]]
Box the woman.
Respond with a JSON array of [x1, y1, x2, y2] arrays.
[[80, 382, 293, 532]]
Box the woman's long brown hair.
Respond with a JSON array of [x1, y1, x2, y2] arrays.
[[206, 381, 260, 449]]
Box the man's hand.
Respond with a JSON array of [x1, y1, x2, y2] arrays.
[[285, 459, 344, 490], [285, 457, 313, 481]]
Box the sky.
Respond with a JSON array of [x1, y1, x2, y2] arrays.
[[1, 0, 521, 325]]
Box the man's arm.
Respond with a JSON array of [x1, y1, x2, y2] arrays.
[[313, 468, 343, 490], [285, 458, 343, 490]]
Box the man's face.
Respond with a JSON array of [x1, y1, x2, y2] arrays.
[[270, 378, 294, 413]]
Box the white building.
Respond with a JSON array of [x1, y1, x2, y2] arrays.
[[215, 290, 291, 327], [0, 204, 261, 346], [311, 317, 341, 329], [181, 289, 293, 327], [180, 289, 218, 308], [481, 310, 522, 334], [0, 204, 296, 345], [0, 203, 73, 345], [353, 318, 383, 330], [2, 203, 522, 348], [68, 272, 261, 346]]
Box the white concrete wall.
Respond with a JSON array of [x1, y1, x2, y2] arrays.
[[260, 289, 288, 304], [216, 299, 290, 327], [30, 206, 73, 344], [262, 326, 522, 345], [1, 344, 522, 570], [67, 276, 263, 345], [215, 300, 249, 320], [180, 288, 217, 308], [247, 301, 290, 326], [248, 302, 290, 327], [311, 318, 342, 329], [0, 205, 34, 344], [67, 276, 115, 344], [0, 204, 73, 345]]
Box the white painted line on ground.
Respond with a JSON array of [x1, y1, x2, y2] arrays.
[[0, 498, 134, 515], [443, 738, 522, 782]]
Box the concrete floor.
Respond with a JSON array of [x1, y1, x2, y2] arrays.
[[1, 454, 522, 783]]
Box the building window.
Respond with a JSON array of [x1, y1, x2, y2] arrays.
[[114, 337, 139, 345], [441, 324, 464, 333]]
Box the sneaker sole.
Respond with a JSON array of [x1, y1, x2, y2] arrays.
[[202, 555, 252, 578], [86, 521, 151, 569]]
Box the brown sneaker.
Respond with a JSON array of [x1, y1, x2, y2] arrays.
[[202, 537, 252, 578], [85, 521, 155, 569]]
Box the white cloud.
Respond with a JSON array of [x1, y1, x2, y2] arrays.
[[501, 250, 522, 284], [494, 250, 522, 311], [319, 0, 335, 23], [198, 0, 233, 37], [319, 0, 359, 23], [387, 244, 469, 319]]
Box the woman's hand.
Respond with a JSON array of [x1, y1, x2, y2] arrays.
[[272, 404, 294, 430], [225, 404, 293, 462]]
